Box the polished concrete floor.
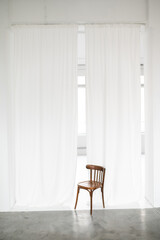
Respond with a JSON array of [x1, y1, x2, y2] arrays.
[[0, 209, 160, 240]]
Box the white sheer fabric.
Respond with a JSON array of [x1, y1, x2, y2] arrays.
[[11, 26, 77, 208], [86, 25, 141, 205]]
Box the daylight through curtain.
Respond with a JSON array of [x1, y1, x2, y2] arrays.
[[11, 25, 77, 209]]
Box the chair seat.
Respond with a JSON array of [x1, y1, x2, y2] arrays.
[[78, 181, 102, 190]]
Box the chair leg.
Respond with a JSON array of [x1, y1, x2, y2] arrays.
[[90, 190, 93, 215], [101, 188, 105, 208], [74, 186, 80, 209]]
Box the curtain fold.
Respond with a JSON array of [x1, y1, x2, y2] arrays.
[[11, 26, 77, 208], [86, 25, 141, 205]]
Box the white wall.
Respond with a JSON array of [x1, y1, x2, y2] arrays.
[[10, 0, 147, 24], [145, 0, 160, 207], [0, 0, 10, 211], [145, 27, 154, 205]]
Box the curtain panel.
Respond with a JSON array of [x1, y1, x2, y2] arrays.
[[86, 25, 141, 205], [11, 26, 77, 209]]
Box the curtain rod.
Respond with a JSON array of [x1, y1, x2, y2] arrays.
[[11, 22, 146, 26]]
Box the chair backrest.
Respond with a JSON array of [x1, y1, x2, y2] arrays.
[[86, 164, 105, 185]]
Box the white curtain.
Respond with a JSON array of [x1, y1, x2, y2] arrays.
[[86, 25, 141, 205], [11, 26, 77, 209]]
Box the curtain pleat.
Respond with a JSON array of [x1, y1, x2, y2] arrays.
[[11, 26, 77, 208], [86, 25, 141, 205]]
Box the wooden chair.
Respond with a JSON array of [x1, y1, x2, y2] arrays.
[[74, 164, 105, 215]]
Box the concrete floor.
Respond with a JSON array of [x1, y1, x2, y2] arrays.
[[0, 209, 160, 240]]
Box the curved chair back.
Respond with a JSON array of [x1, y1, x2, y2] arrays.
[[86, 164, 105, 186]]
